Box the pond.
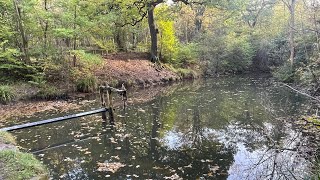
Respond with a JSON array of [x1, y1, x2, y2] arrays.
[[5, 75, 320, 179]]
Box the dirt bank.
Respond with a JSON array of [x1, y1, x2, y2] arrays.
[[95, 52, 193, 88], [0, 52, 200, 124]]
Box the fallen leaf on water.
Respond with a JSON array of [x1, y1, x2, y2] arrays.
[[164, 173, 182, 180], [109, 137, 117, 144], [97, 162, 126, 173], [63, 157, 73, 162], [84, 151, 91, 155], [209, 165, 219, 173], [137, 108, 145, 113], [111, 155, 120, 160], [178, 167, 184, 173]]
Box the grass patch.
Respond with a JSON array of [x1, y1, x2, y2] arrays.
[[0, 85, 15, 104], [165, 64, 198, 79], [0, 131, 16, 145], [0, 150, 47, 180], [76, 74, 97, 93]]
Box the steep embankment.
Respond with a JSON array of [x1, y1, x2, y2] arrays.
[[95, 52, 189, 87]]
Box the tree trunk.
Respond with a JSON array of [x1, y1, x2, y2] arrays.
[[73, 4, 77, 67], [115, 27, 126, 51], [288, 0, 296, 70], [148, 4, 158, 62], [194, 6, 205, 36], [132, 32, 137, 50], [13, 0, 30, 63], [43, 0, 48, 56]]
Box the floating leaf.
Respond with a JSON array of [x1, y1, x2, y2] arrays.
[[97, 162, 126, 173]]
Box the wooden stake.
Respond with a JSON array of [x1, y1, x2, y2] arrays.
[[100, 87, 107, 122]]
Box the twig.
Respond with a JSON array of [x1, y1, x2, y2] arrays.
[[279, 83, 320, 103]]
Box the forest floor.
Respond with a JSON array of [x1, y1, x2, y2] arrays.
[[95, 52, 187, 88]]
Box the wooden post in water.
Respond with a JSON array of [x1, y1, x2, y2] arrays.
[[99, 82, 126, 125], [99, 86, 107, 122], [106, 86, 114, 125]]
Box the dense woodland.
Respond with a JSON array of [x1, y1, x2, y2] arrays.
[[0, 0, 320, 102]]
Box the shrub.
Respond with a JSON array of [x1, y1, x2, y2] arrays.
[[166, 64, 197, 79], [173, 43, 199, 66], [223, 34, 254, 73], [0, 49, 38, 82], [272, 63, 295, 83], [76, 74, 97, 93], [0, 85, 15, 104], [33, 85, 67, 100]]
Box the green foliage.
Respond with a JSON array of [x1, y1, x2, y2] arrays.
[[0, 47, 38, 82], [71, 68, 97, 93], [70, 50, 103, 68], [91, 38, 117, 54], [158, 20, 177, 62], [224, 34, 254, 72], [166, 64, 197, 79], [198, 32, 254, 73], [28, 73, 47, 88], [52, 28, 75, 38], [75, 74, 97, 93], [173, 43, 199, 66], [0, 85, 15, 104], [267, 35, 290, 67], [0, 150, 47, 180], [272, 63, 294, 83]]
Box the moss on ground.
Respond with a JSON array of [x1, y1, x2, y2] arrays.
[[0, 131, 48, 180]]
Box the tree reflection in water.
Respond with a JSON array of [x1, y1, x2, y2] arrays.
[[9, 76, 319, 179]]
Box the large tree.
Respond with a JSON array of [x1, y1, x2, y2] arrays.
[[116, 0, 204, 62]]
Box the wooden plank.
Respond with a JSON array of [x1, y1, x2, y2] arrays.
[[0, 108, 108, 132]]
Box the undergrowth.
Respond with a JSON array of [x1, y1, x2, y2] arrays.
[[0, 85, 15, 104]]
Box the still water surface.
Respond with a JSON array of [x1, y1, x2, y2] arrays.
[[6, 76, 320, 179]]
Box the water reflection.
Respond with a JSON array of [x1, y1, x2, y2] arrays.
[[10, 76, 319, 179]]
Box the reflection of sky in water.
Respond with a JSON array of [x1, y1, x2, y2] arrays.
[[161, 119, 313, 180], [161, 130, 184, 149]]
